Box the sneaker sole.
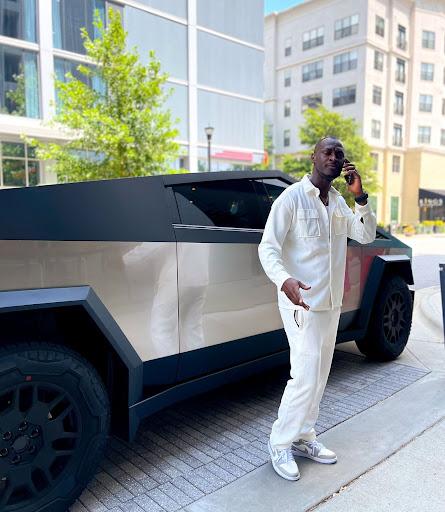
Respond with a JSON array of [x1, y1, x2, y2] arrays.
[[292, 447, 337, 465], [268, 441, 300, 481]]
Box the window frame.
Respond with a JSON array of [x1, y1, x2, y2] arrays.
[[0, 140, 40, 187]]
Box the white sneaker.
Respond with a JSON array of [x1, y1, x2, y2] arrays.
[[292, 439, 337, 464], [268, 440, 300, 481]]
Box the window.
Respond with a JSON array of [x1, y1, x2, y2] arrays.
[[284, 69, 291, 87], [0, 0, 37, 42], [370, 152, 378, 170], [394, 91, 404, 115], [397, 25, 406, 50], [284, 100, 291, 117], [421, 62, 434, 81], [392, 155, 401, 173], [283, 129, 290, 147], [418, 126, 431, 144], [0, 141, 40, 187], [0, 45, 40, 118], [371, 120, 381, 138], [334, 14, 359, 40], [375, 15, 385, 37], [54, 57, 105, 109], [391, 196, 399, 222], [333, 85, 356, 106], [284, 37, 292, 57], [441, 129, 445, 146], [303, 26, 324, 50], [374, 50, 383, 71], [393, 124, 402, 146], [301, 93, 322, 112], [395, 58, 406, 82], [422, 30, 435, 49], [333, 50, 358, 73], [53, 0, 106, 54], [419, 94, 433, 112], [172, 180, 264, 229], [302, 60, 323, 82], [255, 179, 288, 211], [373, 85, 382, 105]]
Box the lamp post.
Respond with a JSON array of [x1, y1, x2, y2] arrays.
[[204, 126, 214, 172]]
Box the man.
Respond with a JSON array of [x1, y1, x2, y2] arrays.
[[258, 136, 376, 481]]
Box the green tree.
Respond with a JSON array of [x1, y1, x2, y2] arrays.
[[282, 106, 379, 205], [252, 123, 275, 170], [5, 68, 26, 116], [32, 8, 179, 182]]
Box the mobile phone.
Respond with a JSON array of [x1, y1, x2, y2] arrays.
[[343, 158, 354, 185]]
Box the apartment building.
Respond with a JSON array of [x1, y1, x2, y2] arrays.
[[265, 0, 445, 224], [0, 0, 264, 187]]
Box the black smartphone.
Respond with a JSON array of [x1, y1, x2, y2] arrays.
[[343, 158, 354, 185]]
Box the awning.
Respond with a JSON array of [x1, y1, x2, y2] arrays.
[[212, 150, 253, 162]]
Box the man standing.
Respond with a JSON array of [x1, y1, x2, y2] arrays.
[[258, 136, 376, 481]]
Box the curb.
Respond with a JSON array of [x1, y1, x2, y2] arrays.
[[417, 286, 444, 340]]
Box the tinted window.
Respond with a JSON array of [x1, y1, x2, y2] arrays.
[[173, 180, 264, 229], [255, 178, 289, 217]]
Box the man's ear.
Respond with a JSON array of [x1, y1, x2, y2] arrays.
[[310, 152, 315, 163]]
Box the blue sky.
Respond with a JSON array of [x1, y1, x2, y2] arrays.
[[264, 0, 305, 14]]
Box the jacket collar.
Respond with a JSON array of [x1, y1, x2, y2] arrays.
[[301, 174, 341, 197]]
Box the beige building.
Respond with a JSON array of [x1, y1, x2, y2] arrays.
[[265, 0, 445, 225]]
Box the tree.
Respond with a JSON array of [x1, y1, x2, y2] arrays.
[[282, 106, 379, 205], [252, 123, 275, 170], [32, 8, 179, 182]]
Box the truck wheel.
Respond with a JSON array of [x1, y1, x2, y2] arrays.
[[356, 276, 413, 361], [0, 343, 110, 512]]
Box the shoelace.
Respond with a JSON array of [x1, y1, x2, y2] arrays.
[[305, 440, 324, 454], [276, 447, 294, 464]]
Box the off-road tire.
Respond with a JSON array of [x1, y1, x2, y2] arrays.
[[356, 276, 413, 361], [0, 342, 110, 512]]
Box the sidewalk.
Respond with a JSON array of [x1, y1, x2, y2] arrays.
[[183, 287, 445, 512]]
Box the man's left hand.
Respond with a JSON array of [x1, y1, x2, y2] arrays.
[[343, 161, 364, 197]]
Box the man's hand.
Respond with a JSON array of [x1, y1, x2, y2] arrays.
[[342, 161, 364, 197], [281, 278, 311, 310]]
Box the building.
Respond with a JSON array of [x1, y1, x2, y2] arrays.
[[265, 0, 445, 225], [0, 0, 264, 186]]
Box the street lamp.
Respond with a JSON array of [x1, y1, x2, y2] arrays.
[[205, 126, 214, 172]]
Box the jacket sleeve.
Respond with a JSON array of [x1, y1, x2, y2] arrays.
[[258, 193, 294, 290], [341, 197, 377, 244]]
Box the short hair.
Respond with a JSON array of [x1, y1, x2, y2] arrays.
[[314, 136, 342, 153]]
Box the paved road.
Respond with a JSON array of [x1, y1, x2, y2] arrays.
[[397, 234, 445, 289]]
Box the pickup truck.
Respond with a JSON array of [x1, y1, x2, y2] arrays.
[[0, 171, 413, 511]]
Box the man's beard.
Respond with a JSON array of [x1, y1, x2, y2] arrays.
[[320, 166, 341, 182]]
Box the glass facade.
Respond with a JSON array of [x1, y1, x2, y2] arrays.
[[0, 141, 40, 187], [52, 0, 105, 55], [165, 83, 188, 139], [126, 7, 187, 81], [197, 0, 263, 46], [198, 31, 263, 99], [136, 0, 187, 19], [0, 0, 36, 42], [198, 90, 262, 149], [0, 44, 39, 118]]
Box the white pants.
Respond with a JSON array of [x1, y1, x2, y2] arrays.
[[270, 306, 341, 450]]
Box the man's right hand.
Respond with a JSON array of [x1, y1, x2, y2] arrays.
[[281, 278, 311, 310]]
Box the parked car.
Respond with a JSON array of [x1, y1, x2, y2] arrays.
[[0, 171, 413, 511]]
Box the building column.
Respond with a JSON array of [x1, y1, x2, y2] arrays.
[[38, 0, 55, 121], [187, 0, 198, 172]]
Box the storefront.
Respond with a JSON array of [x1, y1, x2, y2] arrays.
[[419, 188, 445, 221]]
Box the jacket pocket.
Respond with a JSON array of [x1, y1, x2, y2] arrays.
[[333, 208, 347, 235], [295, 209, 320, 237]]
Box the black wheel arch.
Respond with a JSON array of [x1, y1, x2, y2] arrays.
[[357, 254, 414, 333], [0, 286, 143, 441]]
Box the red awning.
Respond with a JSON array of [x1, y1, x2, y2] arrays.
[[212, 150, 253, 162]]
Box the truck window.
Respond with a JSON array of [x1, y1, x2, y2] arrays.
[[255, 178, 289, 215], [172, 180, 264, 229]]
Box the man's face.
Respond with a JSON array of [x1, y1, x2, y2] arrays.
[[311, 139, 345, 182]]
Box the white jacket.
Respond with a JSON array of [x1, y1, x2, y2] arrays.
[[258, 174, 377, 311]]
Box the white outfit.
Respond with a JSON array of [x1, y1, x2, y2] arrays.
[[258, 174, 376, 450], [258, 174, 376, 311]]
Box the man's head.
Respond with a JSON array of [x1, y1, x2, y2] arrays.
[[311, 136, 345, 182]]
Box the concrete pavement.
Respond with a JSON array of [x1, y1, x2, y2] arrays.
[[183, 284, 445, 512]]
